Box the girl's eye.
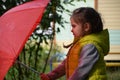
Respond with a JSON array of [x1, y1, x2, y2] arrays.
[[72, 25, 76, 28]]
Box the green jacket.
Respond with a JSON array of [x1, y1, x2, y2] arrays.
[[66, 29, 109, 80], [80, 29, 109, 80]]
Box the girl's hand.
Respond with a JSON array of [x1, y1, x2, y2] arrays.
[[40, 73, 50, 80]]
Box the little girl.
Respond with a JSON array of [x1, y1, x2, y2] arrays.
[[40, 7, 109, 80]]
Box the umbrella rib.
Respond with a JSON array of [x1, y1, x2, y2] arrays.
[[16, 60, 40, 75]]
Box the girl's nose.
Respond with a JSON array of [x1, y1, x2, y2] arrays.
[[71, 28, 73, 32]]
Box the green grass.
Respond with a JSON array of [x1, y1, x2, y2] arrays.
[[107, 67, 120, 80]]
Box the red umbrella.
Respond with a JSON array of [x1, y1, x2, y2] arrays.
[[0, 0, 49, 79]]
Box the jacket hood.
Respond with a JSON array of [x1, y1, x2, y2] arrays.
[[79, 29, 110, 56]]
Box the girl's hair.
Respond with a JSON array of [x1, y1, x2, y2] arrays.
[[71, 7, 103, 33]]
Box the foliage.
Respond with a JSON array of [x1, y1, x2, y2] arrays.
[[0, 0, 31, 16]]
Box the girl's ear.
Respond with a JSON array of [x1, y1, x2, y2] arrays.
[[84, 22, 91, 32]]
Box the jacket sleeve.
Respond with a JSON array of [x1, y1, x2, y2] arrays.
[[47, 59, 66, 80], [69, 44, 99, 80]]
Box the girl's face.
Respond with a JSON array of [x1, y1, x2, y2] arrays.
[[70, 18, 85, 38]]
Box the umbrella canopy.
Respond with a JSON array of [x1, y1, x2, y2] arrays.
[[0, 0, 49, 79]]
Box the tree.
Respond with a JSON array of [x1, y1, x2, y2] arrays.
[[0, 0, 85, 80]]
